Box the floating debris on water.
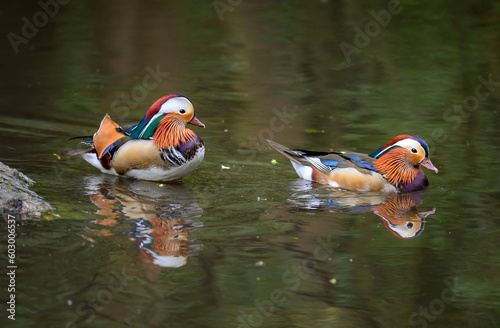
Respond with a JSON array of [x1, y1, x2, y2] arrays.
[[305, 128, 325, 134]]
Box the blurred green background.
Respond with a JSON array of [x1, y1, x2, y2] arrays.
[[0, 1, 499, 327]]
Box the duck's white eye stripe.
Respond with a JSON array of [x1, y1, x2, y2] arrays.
[[394, 139, 424, 154], [159, 97, 192, 114]]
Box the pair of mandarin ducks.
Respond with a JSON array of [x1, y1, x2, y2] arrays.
[[65, 94, 438, 193]]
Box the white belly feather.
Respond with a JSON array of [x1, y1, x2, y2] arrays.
[[81, 146, 205, 182], [126, 147, 205, 181]]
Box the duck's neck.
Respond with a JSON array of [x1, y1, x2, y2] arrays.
[[374, 149, 422, 189], [153, 116, 196, 149]]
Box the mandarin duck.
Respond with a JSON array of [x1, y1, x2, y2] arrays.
[[64, 94, 205, 181], [268, 135, 438, 193]]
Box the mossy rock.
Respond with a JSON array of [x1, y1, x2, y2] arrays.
[[0, 162, 52, 219]]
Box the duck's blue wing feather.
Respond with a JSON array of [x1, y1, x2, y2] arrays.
[[343, 154, 378, 171], [295, 149, 378, 172]]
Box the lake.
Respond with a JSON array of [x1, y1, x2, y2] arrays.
[[1, 1, 499, 327]]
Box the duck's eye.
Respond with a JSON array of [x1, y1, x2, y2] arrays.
[[406, 222, 414, 229], [411, 148, 418, 154], [179, 109, 186, 114]]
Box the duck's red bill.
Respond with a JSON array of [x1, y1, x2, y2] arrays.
[[188, 116, 205, 128], [420, 158, 438, 173]]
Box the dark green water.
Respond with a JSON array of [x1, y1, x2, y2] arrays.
[[1, 1, 500, 327]]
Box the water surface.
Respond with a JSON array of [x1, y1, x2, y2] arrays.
[[1, 1, 500, 327]]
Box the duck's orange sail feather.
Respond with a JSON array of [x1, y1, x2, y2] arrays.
[[93, 115, 125, 159]]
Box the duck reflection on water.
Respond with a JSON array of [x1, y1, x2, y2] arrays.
[[371, 193, 435, 239], [84, 175, 203, 267], [287, 180, 436, 239]]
